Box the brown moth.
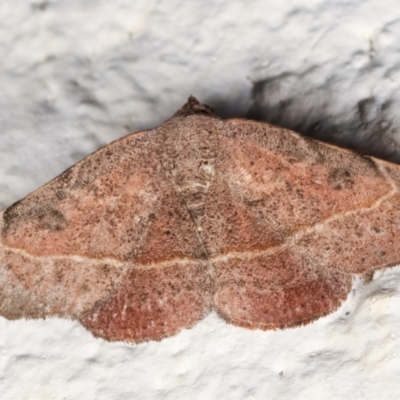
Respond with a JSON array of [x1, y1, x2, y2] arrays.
[[1, 96, 400, 343]]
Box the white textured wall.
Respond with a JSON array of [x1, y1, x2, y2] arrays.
[[1, 1, 400, 399]]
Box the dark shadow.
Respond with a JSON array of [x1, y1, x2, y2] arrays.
[[201, 94, 251, 120], [246, 76, 400, 164]]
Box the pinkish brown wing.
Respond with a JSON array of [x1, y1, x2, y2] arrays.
[[208, 118, 400, 329], [3, 96, 400, 342], [0, 126, 210, 342]]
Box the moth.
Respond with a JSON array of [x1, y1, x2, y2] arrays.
[[1, 96, 399, 343]]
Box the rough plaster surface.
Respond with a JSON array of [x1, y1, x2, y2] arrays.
[[1, 0, 400, 399]]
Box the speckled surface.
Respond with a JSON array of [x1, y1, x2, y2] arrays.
[[1, 1, 400, 399]]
